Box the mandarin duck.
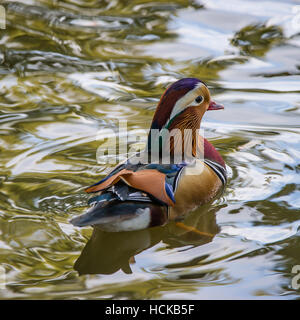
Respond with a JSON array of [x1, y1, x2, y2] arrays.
[[70, 78, 226, 232]]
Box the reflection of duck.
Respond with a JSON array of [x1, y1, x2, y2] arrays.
[[74, 204, 223, 275], [71, 78, 226, 232]]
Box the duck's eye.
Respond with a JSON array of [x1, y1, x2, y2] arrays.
[[195, 96, 203, 104]]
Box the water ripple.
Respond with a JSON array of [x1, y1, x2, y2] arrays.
[[0, 0, 300, 300]]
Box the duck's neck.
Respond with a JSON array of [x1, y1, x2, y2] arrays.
[[146, 107, 225, 167], [147, 107, 205, 162]]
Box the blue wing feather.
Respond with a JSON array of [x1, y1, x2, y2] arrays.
[[164, 182, 175, 204]]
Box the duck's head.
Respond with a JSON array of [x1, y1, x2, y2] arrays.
[[150, 78, 223, 131]]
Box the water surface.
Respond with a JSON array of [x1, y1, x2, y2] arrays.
[[0, 0, 300, 299]]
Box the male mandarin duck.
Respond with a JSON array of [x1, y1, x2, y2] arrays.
[[70, 78, 226, 232]]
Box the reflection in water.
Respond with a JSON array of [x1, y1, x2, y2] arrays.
[[1, 0, 300, 299], [75, 204, 221, 275], [231, 24, 284, 57]]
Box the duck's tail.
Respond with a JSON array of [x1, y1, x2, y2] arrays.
[[70, 201, 168, 232]]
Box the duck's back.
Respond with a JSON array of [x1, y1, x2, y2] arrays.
[[70, 160, 185, 231], [70, 147, 226, 232]]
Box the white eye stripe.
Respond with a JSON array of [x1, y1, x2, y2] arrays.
[[168, 83, 205, 122]]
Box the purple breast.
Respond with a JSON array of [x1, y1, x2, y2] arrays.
[[204, 138, 225, 168]]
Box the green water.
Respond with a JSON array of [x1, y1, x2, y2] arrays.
[[0, 0, 300, 299]]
